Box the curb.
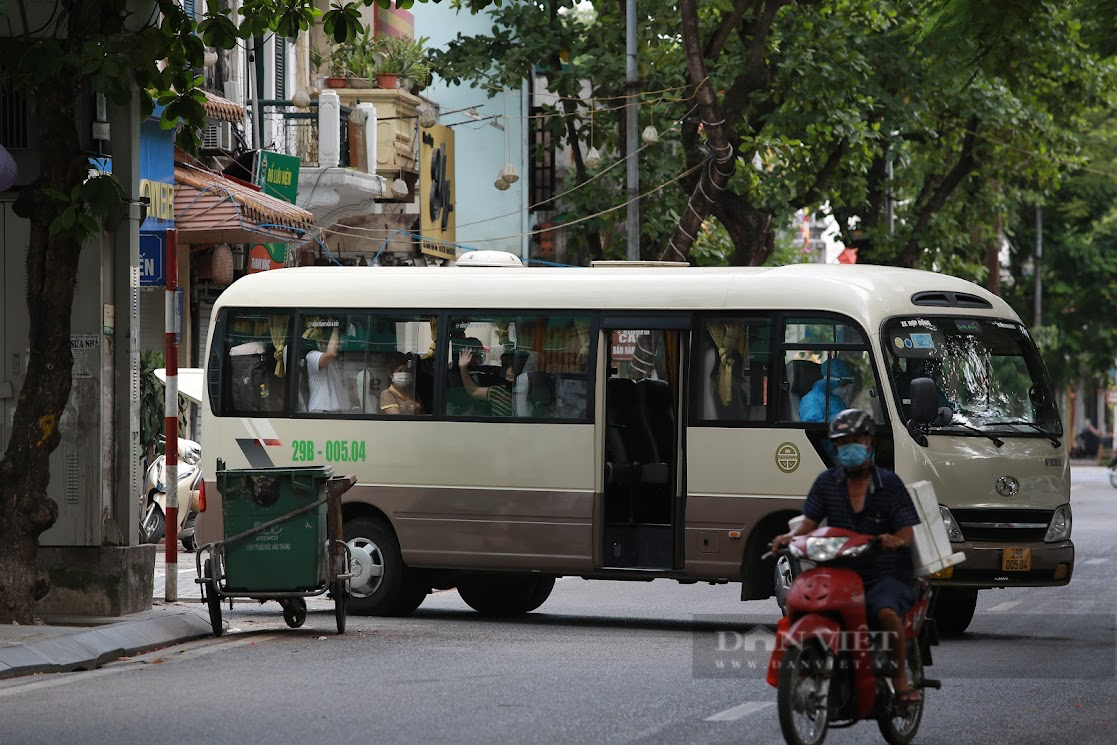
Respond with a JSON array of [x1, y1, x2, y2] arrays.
[[0, 609, 213, 681]]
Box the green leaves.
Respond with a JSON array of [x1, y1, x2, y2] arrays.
[[45, 175, 124, 244], [323, 2, 363, 43]]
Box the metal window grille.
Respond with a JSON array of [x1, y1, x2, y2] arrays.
[[529, 105, 556, 211], [0, 84, 29, 150]]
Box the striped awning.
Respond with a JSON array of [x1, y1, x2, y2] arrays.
[[174, 163, 314, 245], [201, 89, 245, 124]]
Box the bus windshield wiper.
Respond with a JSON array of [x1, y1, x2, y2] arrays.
[[933, 420, 1004, 448], [982, 420, 1062, 447]]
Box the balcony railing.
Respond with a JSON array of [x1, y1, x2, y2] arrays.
[[256, 99, 352, 168]]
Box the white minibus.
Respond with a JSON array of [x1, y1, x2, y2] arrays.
[[197, 263, 1072, 632]]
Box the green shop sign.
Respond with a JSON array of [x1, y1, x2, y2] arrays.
[[256, 150, 300, 204]]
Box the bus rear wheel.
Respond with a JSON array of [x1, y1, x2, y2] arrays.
[[344, 516, 430, 617], [457, 574, 555, 617]]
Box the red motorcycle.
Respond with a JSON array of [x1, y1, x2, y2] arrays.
[[766, 528, 941, 745]]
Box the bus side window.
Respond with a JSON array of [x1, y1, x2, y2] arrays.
[[445, 314, 593, 421], [223, 312, 290, 416], [698, 317, 771, 423]]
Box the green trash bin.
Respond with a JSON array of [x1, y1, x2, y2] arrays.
[[217, 465, 334, 592]]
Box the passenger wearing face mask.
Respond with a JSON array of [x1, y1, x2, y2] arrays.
[[799, 357, 857, 422], [771, 408, 923, 702], [380, 353, 424, 415]]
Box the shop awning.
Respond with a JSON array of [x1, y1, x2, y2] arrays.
[[201, 89, 246, 124], [174, 163, 314, 246]]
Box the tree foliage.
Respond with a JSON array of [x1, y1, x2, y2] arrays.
[[434, 0, 1113, 274]]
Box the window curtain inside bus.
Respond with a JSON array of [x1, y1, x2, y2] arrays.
[[269, 315, 289, 377], [707, 320, 745, 406]]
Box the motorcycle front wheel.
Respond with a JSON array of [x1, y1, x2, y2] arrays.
[[777, 642, 831, 745], [140, 503, 165, 544], [877, 641, 924, 745]]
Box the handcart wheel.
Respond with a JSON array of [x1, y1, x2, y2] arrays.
[[203, 559, 223, 637], [282, 598, 307, 628], [332, 580, 347, 634]]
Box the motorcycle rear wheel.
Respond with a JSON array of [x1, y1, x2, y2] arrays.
[[777, 642, 831, 745], [1108, 467, 1117, 489], [878, 641, 924, 745]]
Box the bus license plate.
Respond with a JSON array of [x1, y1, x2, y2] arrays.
[[1002, 547, 1031, 571]]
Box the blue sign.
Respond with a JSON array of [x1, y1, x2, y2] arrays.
[[90, 110, 176, 286], [139, 233, 165, 287]]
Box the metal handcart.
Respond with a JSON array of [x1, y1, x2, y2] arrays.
[[196, 462, 355, 636]]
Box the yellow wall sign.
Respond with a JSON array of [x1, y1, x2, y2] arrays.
[[140, 178, 175, 221], [419, 124, 456, 260]]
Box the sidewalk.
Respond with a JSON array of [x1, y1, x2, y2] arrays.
[[0, 550, 212, 681]]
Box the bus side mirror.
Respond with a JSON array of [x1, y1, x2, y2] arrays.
[[909, 377, 939, 423]]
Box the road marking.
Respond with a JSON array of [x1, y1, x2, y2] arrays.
[[705, 701, 774, 722], [1081, 558, 1107, 565], [987, 601, 1022, 612]]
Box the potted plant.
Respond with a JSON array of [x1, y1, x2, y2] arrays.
[[310, 45, 327, 89], [344, 28, 376, 88], [325, 46, 349, 88], [370, 35, 431, 91]]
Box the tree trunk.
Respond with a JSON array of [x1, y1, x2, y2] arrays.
[[0, 51, 88, 624], [659, 0, 737, 262], [713, 200, 776, 266]]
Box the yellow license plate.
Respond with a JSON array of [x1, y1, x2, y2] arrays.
[[1002, 547, 1031, 571]]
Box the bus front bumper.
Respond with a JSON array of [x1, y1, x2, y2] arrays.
[[930, 540, 1074, 589]]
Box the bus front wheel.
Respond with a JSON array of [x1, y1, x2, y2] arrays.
[[344, 516, 430, 617], [457, 574, 555, 617], [930, 587, 978, 634]]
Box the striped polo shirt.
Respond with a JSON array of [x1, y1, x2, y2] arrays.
[[801, 466, 921, 582]]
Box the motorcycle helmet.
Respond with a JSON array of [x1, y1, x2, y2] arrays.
[[828, 408, 873, 440]]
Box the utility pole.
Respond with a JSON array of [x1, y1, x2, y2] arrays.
[[1034, 206, 1043, 327], [164, 229, 179, 602], [625, 0, 640, 261]]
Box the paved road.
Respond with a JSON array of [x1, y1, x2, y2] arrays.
[[1, 468, 1114, 744]]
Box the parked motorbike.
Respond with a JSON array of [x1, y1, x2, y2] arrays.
[[139, 437, 204, 552], [766, 528, 940, 745]]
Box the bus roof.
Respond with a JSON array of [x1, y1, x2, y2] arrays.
[[212, 263, 1019, 326]]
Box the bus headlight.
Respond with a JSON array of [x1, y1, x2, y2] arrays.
[[940, 505, 965, 542], [1045, 504, 1072, 542]]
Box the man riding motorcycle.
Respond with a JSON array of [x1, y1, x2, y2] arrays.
[[771, 407, 923, 703]]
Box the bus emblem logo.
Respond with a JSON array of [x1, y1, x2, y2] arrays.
[[775, 443, 801, 474], [996, 476, 1020, 497]]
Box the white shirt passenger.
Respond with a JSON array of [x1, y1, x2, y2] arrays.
[[306, 350, 346, 412]]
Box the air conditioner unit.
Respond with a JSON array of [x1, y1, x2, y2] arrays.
[[203, 121, 233, 152]]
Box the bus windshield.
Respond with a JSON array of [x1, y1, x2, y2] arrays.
[[884, 316, 1062, 436]]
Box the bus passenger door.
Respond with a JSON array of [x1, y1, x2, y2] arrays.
[[600, 321, 688, 570]]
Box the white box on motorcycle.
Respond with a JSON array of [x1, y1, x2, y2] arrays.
[[906, 480, 967, 576]]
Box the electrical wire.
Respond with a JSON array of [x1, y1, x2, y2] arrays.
[[311, 158, 706, 247]]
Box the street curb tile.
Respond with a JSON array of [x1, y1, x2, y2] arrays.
[[0, 609, 213, 681], [0, 644, 56, 678]]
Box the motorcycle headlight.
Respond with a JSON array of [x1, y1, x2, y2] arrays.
[[806, 536, 849, 562], [1045, 504, 1072, 542], [940, 505, 965, 542]]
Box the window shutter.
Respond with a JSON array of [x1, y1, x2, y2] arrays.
[[274, 41, 287, 99], [184, 0, 195, 20]]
